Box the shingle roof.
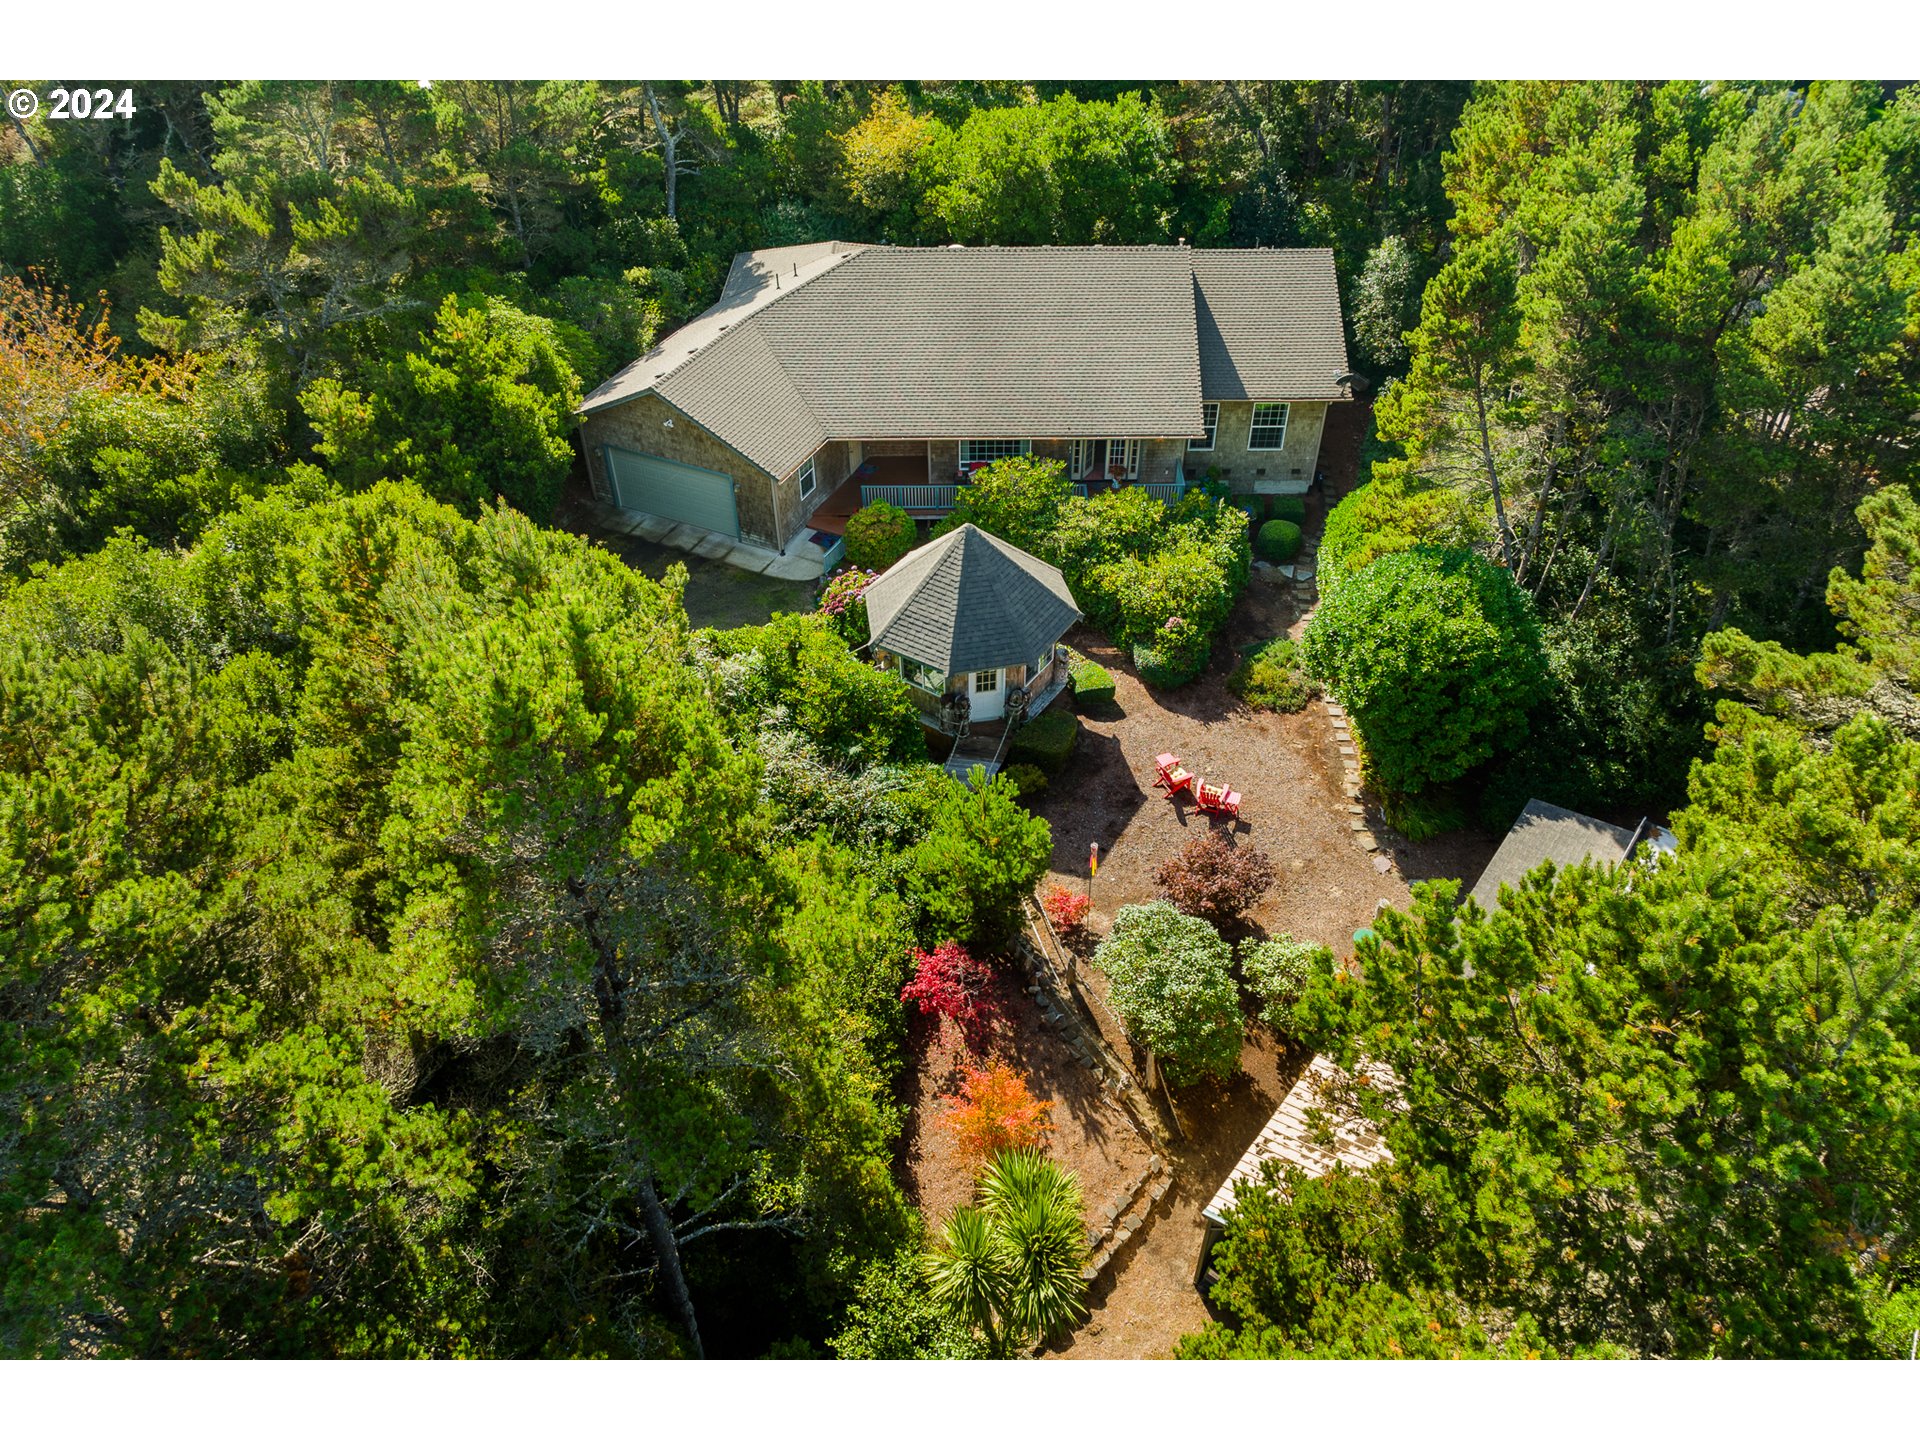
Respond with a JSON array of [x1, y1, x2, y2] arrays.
[[577, 241, 866, 421], [864, 523, 1081, 675], [752, 246, 1203, 445], [1467, 799, 1639, 913], [1203, 1055, 1398, 1226], [579, 243, 1349, 480], [1191, 248, 1351, 401]]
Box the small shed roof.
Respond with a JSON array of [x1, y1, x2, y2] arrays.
[[864, 523, 1081, 675], [1203, 1054, 1398, 1227], [1467, 799, 1638, 914]]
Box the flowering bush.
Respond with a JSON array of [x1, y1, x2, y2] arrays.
[[901, 941, 1000, 1045], [818, 567, 878, 645], [939, 1061, 1054, 1165], [1042, 885, 1091, 934], [1093, 901, 1241, 1086], [1155, 833, 1275, 927], [1240, 934, 1330, 1032]]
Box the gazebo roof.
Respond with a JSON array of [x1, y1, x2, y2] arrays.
[[864, 523, 1081, 675]]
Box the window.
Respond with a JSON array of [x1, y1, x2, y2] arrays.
[[1034, 648, 1054, 678], [1105, 439, 1139, 478], [1189, 403, 1218, 452], [796, 457, 817, 497], [1248, 403, 1290, 451], [973, 669, 1000, 694], [903, 659, 946, 694], [959, 439, 1030, 466]]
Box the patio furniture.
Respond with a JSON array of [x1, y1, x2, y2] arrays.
[[1195, 781, 1241, 819], [1159, 764, 1196, 799], [1153, 751, 1180, 783]]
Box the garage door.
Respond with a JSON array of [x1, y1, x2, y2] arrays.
[[604, 446, 740, 538]]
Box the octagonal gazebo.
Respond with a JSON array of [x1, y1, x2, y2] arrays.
[[864, 523, 1081, 730]]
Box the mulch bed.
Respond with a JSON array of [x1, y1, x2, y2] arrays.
[[899, 965, 1154, 1231]]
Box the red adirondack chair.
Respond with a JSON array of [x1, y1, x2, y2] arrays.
[[1196, 780, 1241, 819]]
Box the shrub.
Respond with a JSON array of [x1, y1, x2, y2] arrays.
[[703, 611, 925, 763], [938, 455, 1075, 557], [1227, 637, 1313, 712], [901, 941, 1000, 1045], [845, 501, 918, 569], [910, 768, 1054, 946], [1068, 659, 1116, 710], [1270, 495, 1307, 524], [830, 1249, 989, 1359], [1007, 709, 1079, 773], [1240, 935, 1330, 1030], [1094, 901, 1242, 1086], [1317, 474, 1478, 594], [1003, 762, 1048, 802], [1133, 614, 1211, 689], [1379, 784, 1471, 841], [1042, 885, 1091, 934], [818, 567, 878, 646], [1300, 547, 1550, 796], [939, 1062, 1055, 1166], [1155, 833, 1276, 927], [1257, 519, 1303, 563], [1133, 642, 1204, 689]]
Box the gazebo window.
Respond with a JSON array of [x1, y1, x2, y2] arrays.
[[902, 658, 946, 694]]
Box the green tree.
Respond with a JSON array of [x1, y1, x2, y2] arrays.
[[1093, 901, 1242, 1086], [1301, 546, 1549, 794], [302, 293, 581, 518], [909, 767, 1053, 946]]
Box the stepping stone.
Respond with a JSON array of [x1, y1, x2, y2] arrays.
[[1358, 835, 1378, 852], [1346, 803, 1365, 815], [1325, 703, 1345, 716], [1373, 856, 1393, 874], [1338, 744, 1356, 757], [1349, 819, 1368, 831]]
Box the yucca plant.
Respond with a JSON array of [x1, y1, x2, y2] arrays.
[[926, 1149, 1089, 1353], [926, 1205, 1010, 1355], [980, 1149, 1089, 1344]]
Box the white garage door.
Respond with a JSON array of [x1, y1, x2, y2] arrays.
[[604, 446, 740, 539]]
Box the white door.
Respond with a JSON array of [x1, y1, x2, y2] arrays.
[[970, 667, 1005, 722]]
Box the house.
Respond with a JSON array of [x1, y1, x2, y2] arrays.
[[575, 241, 1352, 570], [1467, 799, 1676, 914], [862, 522, 1080, 729], [1195, 1054, 1399, 1286]]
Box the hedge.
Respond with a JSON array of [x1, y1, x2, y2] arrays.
[[1270, 495, 1307, 524], [1069, 659, 1116, 709], [1256, 519, 1303, 563], [1008, 709, 1080, 773]]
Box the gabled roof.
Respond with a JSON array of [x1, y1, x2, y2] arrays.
[[579, 243, 1350, 481], [864, 523, 1081, 675], [1191, 248, 1350, 402], [1467, 799, 1639, 914]]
